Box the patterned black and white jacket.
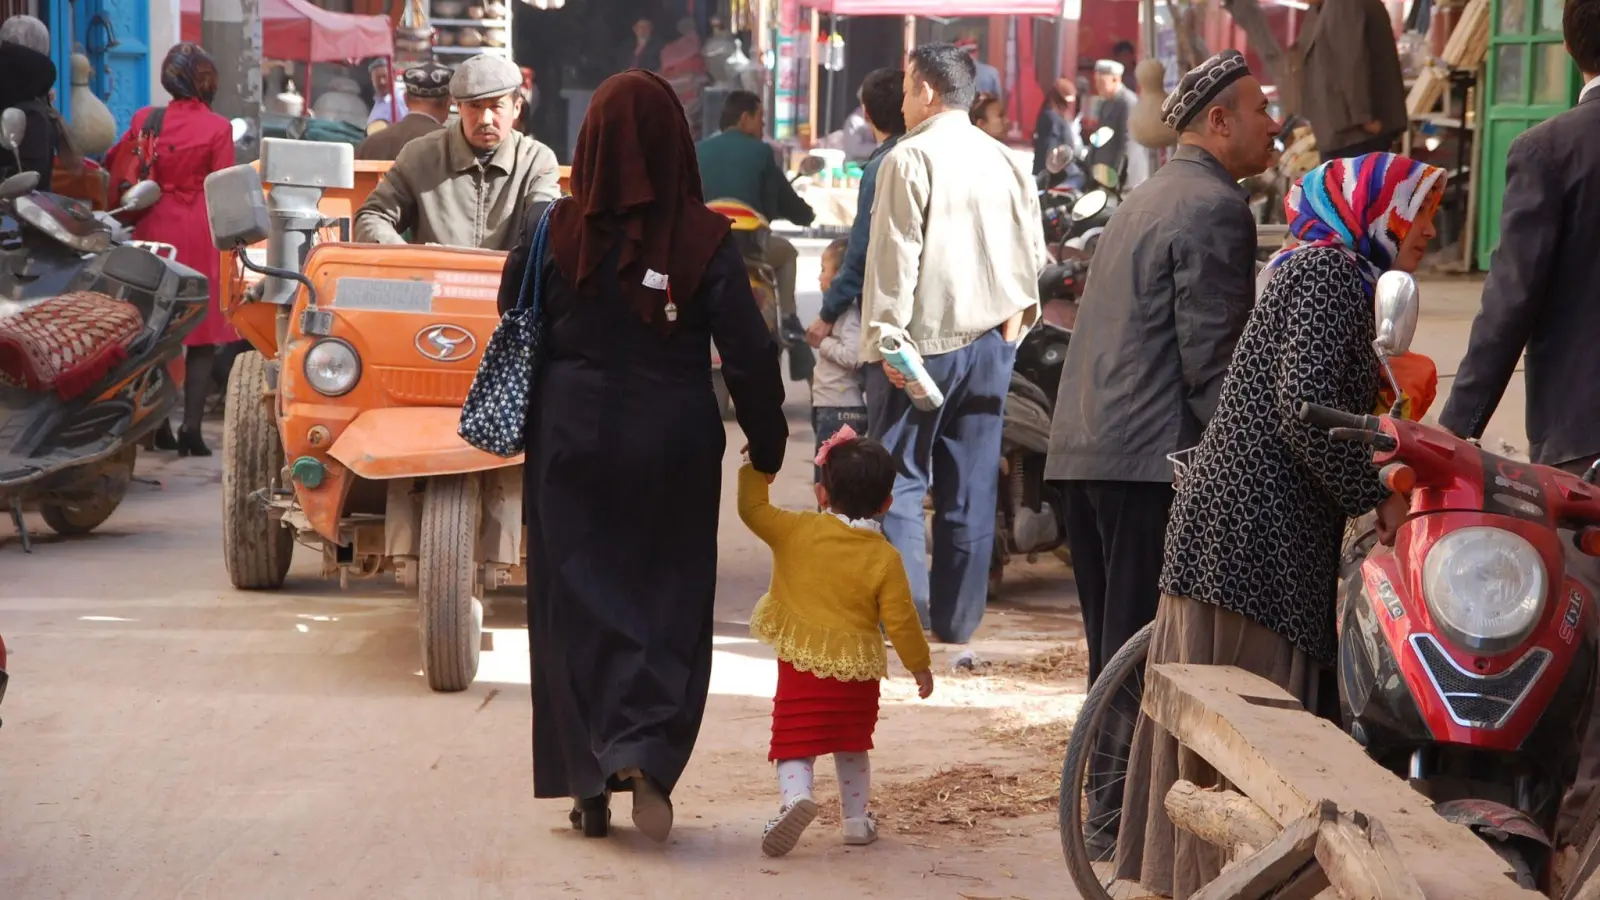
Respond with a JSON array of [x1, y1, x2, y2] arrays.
[[1159, 246, 1391, 666]]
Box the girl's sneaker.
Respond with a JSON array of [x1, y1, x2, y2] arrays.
[[843, 812, 878, 846], [761, 797, 818, 858]]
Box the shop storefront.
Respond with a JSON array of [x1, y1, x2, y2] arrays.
[[1477, 0, 1578, 268]]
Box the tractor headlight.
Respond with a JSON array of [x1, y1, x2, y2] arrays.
[[1422, 526, 1547, 653], [303, 338, 361, 397]]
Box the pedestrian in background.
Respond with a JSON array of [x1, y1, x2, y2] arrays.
[[860, 43, 1046, 645], [508, 69, 786, 843], [106, 42, 236, 457], [810, 239, 867, 483], [1294, 0, 1407, 159], [1032, 77, 1082, 176], [354, 62, 450, 161], [970, 93, 1008, 141], [1087, 59, 1137, 180], [806, 67, 905, 344], [365, 58, 408, 126]]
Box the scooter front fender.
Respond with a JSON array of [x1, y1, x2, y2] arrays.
[[327, 407, 524, 480], [1433, 799, 1552, 848]]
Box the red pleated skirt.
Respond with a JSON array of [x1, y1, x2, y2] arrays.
[[769, 660, 881, 761]]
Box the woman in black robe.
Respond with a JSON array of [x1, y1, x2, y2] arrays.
[[0, 40, 62, 183], [497, 69, 787, 842]]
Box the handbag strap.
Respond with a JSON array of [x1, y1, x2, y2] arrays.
[[514, 198, 562, 314]]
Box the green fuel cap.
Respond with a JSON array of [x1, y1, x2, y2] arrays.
[[291, 456, 327, 489]]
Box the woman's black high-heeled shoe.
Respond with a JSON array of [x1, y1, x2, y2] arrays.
[[177, 427, 212, 458], [568, 794, 610, 838]]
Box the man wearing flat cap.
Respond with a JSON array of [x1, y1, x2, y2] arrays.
[[1047, 52, 1277, 885], [1087, 59, 1138, 182], [356, 54, 561, 251], [355, 62, 452, 161], [366, 58, 409, 126]]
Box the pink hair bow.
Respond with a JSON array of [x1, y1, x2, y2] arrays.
[[814, 425, 858, 467]]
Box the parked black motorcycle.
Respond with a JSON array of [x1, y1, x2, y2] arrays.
[[0, 109, 206, 550]]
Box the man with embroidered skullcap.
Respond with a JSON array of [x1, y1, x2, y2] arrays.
[[1047, 50, 1278, 881], [355, 61, 452, 161], [356, 54, 560, 250]]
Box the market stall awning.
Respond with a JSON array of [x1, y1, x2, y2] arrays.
[[804, 0, 1068, 15], [179, 0, 394, 62]]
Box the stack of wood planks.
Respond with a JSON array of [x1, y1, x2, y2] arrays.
[[1407, 0, 1492, 117]]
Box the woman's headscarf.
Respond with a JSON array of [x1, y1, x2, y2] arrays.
[[160, 43, 219, 106], [0, 41, 55, 106], [1259, 152, 1446, 296], [549, 69, 731, 331]]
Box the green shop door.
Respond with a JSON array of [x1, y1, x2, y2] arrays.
[[1478, 0, 1582, 269]]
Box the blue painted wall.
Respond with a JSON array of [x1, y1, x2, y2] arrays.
[[45, 0, 150, 138]]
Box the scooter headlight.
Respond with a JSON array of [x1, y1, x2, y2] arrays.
[[303, 338, 361, 397], [1422, 526, 1547, 653]]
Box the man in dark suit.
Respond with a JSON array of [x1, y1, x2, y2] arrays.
[[1439, 0, 1600, 841], [355, 62, 451, 162], [1294, 0, 1408, 158]]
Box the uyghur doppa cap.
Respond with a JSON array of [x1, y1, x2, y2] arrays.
[[1162, 49, 1251, 132], [403, 61, 452, 99], [450, 54, 522, 101], [1093, 59, 1124, 78]]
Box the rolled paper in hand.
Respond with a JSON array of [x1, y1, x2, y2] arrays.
[[879, 336, 945, 411]]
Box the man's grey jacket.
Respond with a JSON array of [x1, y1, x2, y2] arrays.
[[1046, 144, 1257, 483]]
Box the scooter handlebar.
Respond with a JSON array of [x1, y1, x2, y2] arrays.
[[1299, 402, 1376, 432]]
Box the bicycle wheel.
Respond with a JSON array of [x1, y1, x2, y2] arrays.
[[1060, 622, 1154, 900]]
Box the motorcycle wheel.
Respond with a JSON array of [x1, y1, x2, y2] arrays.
[[418, 474, 483, 693], [1060, 622, 1153, 900], [39, 445, 136, 536], [712, 370, 735, 421], [222, 350, 294, 590]]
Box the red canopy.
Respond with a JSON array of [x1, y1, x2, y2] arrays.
[[179, 0, 394, 63], [805, 0, 1066, 14]]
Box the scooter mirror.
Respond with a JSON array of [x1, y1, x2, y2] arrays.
[[1045, 145, 1071, 175], [1071, 190, 1108, 222], [795, 155, 826, 177], [231, 117, 250, 142], [0, 108, 25, 154], [0, 169, 39, 200], [1373, 270, 1420, 357], [1091, 163, 1119, 190], [1089, 126, 1115, 149], [117, 180, 162, 214]]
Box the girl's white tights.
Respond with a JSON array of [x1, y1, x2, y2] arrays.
[[776, 753, 872, 819]]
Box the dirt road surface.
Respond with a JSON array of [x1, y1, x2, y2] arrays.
[[0, 256, 1086, 899]]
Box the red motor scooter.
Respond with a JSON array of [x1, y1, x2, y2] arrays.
[[1303, 274, 1600, 889]]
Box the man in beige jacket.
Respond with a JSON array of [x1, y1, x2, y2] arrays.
[[861, 42, 1047, 644], [355, 55, 560, 251]]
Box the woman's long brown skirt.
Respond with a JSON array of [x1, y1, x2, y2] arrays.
[[1113, 594, 1323, 900]]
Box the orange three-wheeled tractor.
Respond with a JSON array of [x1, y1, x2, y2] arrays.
[[207, 139, 570, 692]]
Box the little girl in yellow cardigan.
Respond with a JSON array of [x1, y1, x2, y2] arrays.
[[738, 427, 933, 858]]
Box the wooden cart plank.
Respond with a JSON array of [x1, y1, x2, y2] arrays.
[[1144, 663, 1543, 900]]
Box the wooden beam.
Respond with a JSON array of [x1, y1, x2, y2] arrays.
[[1188, 802, 1322, 900], [1166, 779, 1280, 855], [1316, 807, 1427, 900], [1144, 663, 1543, 900]]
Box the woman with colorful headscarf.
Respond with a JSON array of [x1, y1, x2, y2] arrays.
[[106, 42, 236, 457], [1112, 153, 1445, 898], [496, 69, 787, 841]]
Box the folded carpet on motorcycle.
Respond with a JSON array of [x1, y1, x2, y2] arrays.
[[0, 291, 141, 400]]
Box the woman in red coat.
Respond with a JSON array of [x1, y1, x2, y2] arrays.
[[106, 42, 236, 456]]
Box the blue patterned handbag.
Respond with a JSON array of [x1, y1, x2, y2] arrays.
[[458, 199, 561, 457]]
